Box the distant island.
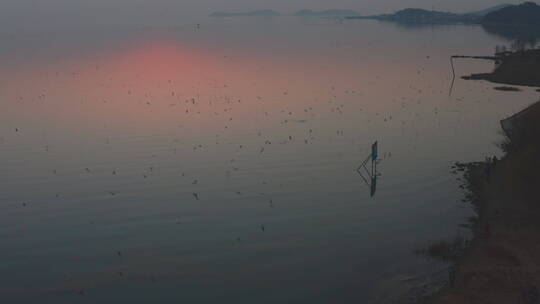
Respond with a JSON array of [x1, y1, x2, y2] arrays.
[[293, 9, 360, 17], [346, 2, 540, 26], [210, 10, 280, 17], [208, 2, 540, 26], [355, 8, 480, 24], [346, 4, 512, 24]]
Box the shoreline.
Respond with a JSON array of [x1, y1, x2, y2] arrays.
[[421, 47, 540, 303], [462, 49, 540, 88], [430, 99, 540, 303]]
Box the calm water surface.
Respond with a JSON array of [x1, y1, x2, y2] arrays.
[[0, 17, 538, 303]]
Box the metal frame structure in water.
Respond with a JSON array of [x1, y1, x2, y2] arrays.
[[357, 141, 379, 197]]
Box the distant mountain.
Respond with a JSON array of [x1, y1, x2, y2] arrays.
[[482, 2, 540, 25], [392, 8, 459, 21], [466, 4, 513, 16], [293, 9, 360, 17], [350, 8, 480, 24], [210, 10, 280, 17]]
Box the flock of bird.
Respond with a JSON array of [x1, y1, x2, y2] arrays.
[[1, 25, 506, 298]]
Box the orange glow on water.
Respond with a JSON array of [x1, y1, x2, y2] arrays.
[[2, 39, 357, 135], [0, 35, 474, 140]]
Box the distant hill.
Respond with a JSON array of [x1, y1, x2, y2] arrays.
[[392, 8, 460, 21], [210, 10, 280, 17], [350, 8, 480, 24], [482, 2, 540, 25], [293, 9, 360, 17], [347, 4, 522, 24], [465, 4, 513, 16]]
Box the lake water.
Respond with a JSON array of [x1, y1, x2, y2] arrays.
[[1, 17, 538, 303]]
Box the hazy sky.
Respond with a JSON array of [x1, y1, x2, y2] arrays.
[[0, 0, 523, 15], [0, 0, 525, 31]]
